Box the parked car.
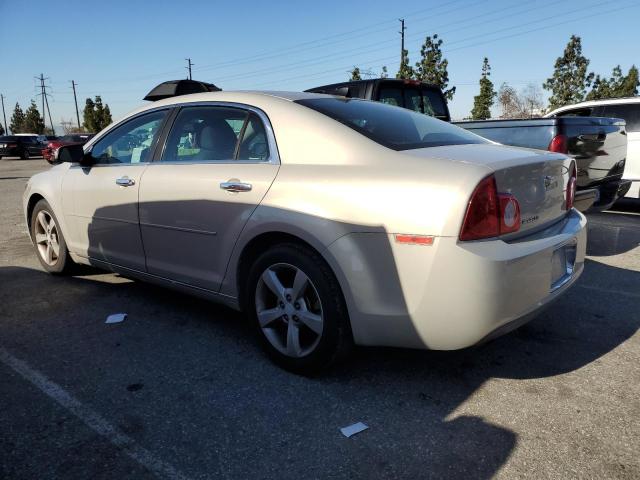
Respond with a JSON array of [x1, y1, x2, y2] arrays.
[[308, 78, 630, 211], [306, 78, 451, 121], [546, 97, 640, 199], [24, 91, 585, 373], [455, 117, 628, 211], [42, 133, 95, 163], [0, 135, 45, 159]]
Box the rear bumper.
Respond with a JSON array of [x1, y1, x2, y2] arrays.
[[328, 209, 587, 350], [584, 179, 632, 211]]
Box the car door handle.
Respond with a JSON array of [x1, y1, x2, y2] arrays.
[[220, 181, 252, 192], [116, 176, 135, 187]]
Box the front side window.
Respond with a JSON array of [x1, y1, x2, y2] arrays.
[[297, 97, 487, 150], [162, 106, 270, 162], [91, 110, 167, 164]]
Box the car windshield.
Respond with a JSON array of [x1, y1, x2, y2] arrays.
[[0, 136, 20, 141], [296, 97, 487, 150]]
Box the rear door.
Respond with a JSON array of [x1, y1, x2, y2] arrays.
[[138, 104, 279, 292]]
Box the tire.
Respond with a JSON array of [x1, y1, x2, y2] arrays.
[[21, 150, 30, 160], [30, 199, 74, 274], [245, 243, 353, 375]]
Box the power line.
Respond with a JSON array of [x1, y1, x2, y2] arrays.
[[191, 0, 480, 75], [208, 0, 555, 84], [253, 0, 633, 89]]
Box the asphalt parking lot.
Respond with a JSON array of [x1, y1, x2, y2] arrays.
[[1, 157, 638, 479]]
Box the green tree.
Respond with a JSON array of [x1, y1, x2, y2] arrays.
[[586, 65, 639, 100], [396, 49, 414, 79], [349, 67, 362, 81], [543, 35, 592, 110], [23, 100, 45, 134], [414, 34, 455, 100], [83, 96, 113, 132], [10, 102, 26, 133], [471, 57, 496, 120]]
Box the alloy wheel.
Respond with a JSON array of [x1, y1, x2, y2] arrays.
[[34, 210, 60, 266], [255, 263, 324, 358]]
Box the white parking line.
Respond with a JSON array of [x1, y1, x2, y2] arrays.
[[0, 346, 192, 480]]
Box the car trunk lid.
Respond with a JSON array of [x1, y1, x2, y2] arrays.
[[403, 143, 572, 237]]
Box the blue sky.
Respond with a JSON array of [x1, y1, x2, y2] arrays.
[[1, 0, 639, 129]]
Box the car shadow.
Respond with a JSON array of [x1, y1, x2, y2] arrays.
[[586, 209, 640, 256], [4, 252, 639, 478]]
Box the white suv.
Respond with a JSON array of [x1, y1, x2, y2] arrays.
[[546, 97, 640, 199]]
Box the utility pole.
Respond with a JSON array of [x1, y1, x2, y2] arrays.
[[44, 91, 55, 135], [399, 19, 406, 70], [35, 73, 55, 135], [185, 58, 193, 80], [70, 80, 81, 129], [0, 94, 7, 134], [39, 73, 46, 121]]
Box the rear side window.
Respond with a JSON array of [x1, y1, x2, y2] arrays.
[[297, 97, 487, 151], [601, 104, 640, 132], [162, 106, 271, 162], [555, 107, 595, 117]]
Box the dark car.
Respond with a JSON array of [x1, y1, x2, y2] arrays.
[[42, 133, 96, 163], [305, 78, 451, 122], [0, 135, 45, 159]]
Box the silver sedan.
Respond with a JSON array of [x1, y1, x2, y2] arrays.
[[23, 91, 586, 373]]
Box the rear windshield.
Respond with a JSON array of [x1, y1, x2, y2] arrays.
[[0, 136, 20, 141], [296, 98, 487, 150]]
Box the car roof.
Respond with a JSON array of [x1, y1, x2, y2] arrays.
[[125, 90, 335, 118], [547, 96, 640, 115]]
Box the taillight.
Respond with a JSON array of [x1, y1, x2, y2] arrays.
[[566, 162, 577, 210], [548, 134, 568, 154], [8, 143, 17, 148], [459, 175, 521, 241]]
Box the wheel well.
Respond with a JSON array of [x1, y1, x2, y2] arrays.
[[236, 232, 326, 309], [26, 194, 45, 234]]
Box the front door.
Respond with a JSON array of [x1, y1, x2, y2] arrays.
[[138, 105, 279, 291], [62, 109, 169, 271]]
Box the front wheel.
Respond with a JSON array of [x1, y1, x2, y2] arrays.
[[245, 243, 352, 375], [21, 150, 30, 160], [30, 200, 74, 274]]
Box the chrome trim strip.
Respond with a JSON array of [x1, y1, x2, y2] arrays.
[[140, 222, 217, 236]]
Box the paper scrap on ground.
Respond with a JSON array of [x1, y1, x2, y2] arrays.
[[340, 422, 368, 438], [105, 313, 127, 324]]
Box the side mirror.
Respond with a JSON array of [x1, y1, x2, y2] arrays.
[[56, 144, 94, 166]]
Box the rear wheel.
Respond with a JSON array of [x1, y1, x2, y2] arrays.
[[30, 200, 73, 274], [245, 243, 352, 375]]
